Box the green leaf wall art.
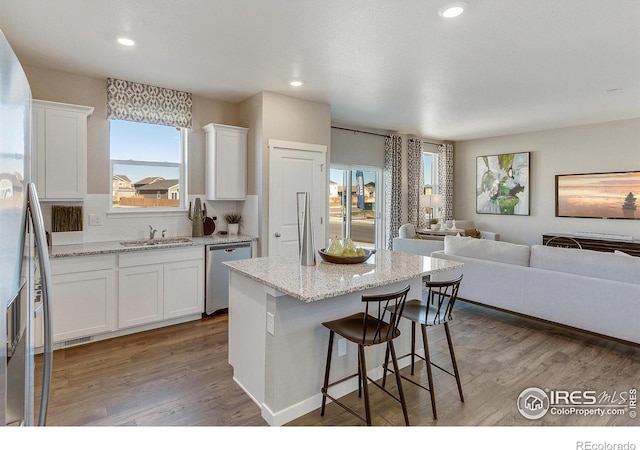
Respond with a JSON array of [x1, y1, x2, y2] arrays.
[[476, 152, 530, 215]]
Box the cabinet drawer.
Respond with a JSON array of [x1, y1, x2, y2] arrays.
[[51, 254, 117, 275], [118, 246, 203, 267]]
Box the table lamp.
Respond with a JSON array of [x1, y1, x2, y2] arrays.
[[421, 194, 442, 223]]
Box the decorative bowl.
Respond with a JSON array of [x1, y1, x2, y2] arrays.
[[318, 248, 376, 264]]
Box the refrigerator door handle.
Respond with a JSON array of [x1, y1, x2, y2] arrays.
[[27, 183, 53, 426]]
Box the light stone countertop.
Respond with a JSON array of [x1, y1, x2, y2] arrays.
[[223, 249, 463, 303], [49, 234, 256, 258]]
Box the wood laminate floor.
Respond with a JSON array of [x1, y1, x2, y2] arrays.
[[35, 302, 640, 427]]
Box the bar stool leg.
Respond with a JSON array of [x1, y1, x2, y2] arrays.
[[381, 344, 390, 388], [358, 356, 363, 398], [445, 322, 464, 402], [388, 340, 410, 426], [421, 323, 437, 419], [358, 344, 372, 426], [320, 330, 335, 416], [410, 321, 416, 375]]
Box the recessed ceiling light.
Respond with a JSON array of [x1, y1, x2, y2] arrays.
[[289, 80, 304, 87], [117, 37, 135, 47], [438, 2, 468, 18]]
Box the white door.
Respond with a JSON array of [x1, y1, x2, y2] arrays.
[[269, 140, 327, 258]]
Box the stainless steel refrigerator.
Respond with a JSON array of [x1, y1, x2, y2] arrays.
[[1, 29, 53, 426]]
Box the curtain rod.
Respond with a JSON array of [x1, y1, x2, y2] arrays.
[[331, 126, 443, 146], [331, 126, 387, 138]]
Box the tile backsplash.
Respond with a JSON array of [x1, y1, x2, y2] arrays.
[[41, 194, 257, 243]]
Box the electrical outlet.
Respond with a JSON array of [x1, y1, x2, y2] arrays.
[[266, 312, 275, 335], [88, 214, 101, 226], [338, 338, 347, 357]]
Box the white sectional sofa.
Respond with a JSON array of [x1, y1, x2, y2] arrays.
[[431, 236, 640, 345], [392, 221, 499, 257]]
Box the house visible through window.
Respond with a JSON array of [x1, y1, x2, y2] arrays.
[[110, 119, 186, 210], [329, 166, 382, 249]]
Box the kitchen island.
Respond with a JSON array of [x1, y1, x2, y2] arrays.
[[223, 249, 463, 426]]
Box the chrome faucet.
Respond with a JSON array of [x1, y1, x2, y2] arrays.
[[148, 225, 157, 240]]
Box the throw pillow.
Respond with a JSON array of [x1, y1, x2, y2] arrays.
[[398, 223, 416, 239], [465, 228, 481, 239], [412, 234, 422, 240]]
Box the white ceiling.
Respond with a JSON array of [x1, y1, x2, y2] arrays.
[[1, 0, 639, 141]]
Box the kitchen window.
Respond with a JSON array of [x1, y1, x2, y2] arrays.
[[109, 119, 187, 211]]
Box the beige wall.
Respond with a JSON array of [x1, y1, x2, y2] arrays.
[[238, 91, 331, 256], [237, 92, 263, 196], [25, 65, 110, 194], [25, 65, 638, 249], [23, 65, 239, 196], [453, 118, 640, 246]]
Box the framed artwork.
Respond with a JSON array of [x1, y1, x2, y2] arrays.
[[556, 171, 640, 220], [476, 152, 530, 215]]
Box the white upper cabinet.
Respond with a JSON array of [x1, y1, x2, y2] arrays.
[[204, 123, 248, 200], [32, 100, 94, 200]]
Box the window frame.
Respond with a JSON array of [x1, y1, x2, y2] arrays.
[[423, 149, 439, 195], [108, 122, 188, 215]]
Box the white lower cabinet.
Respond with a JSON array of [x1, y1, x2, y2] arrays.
[[37, 246, 205, 349], [118, 264, 164, 328], [49, 255, 117, 344], [164, 259, 205, 319], [118, 247, 204, 329]]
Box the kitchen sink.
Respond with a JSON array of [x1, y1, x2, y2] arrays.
[[120, 237, 193, 247]]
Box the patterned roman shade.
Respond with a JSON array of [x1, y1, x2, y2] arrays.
[[106, 78, 193, 128]]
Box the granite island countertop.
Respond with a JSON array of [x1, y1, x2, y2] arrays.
[[222, 249, 463, 303], [49, 234, 257, 258]]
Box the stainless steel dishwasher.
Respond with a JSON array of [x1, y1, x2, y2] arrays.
[[205, 242, 252, 316]]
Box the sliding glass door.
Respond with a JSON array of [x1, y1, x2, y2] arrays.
[[329, 166, 382, 249]]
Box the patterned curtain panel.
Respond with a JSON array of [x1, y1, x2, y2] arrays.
[[384, 135, 402, 249], [407, 138, 426, 228], [437, 143, 455, 220], [107, 78, 193, 128]]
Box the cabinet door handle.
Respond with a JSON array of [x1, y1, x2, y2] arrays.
[[274, 232, 281, 238]]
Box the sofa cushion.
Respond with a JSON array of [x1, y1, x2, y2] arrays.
[[393, 237, 443, 256], [444, 235, 530, 266], [530, 245, 640, 284]]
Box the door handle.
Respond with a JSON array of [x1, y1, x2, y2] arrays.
[[274, 232, 281, 238]]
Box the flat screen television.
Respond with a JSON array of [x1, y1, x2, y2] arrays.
[[555, 171, 640, 220]]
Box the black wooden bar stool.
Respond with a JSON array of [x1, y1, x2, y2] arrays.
[[320, 285, 411, 426], [383, 275, 464, 419]]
